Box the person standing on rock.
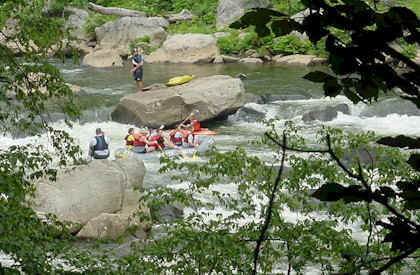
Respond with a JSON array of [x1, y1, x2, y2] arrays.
[[89, 128, 110, 159], [130, 47, 144, 93]]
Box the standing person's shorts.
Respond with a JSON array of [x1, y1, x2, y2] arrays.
[[133, 67, 143, 81]]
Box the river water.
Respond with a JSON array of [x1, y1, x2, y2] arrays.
[[1, 60, 420, 272]]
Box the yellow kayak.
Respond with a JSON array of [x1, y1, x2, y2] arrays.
[[166, 75, 193, 86]]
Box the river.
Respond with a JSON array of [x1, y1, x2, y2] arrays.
[[1, 60, 420, 272]]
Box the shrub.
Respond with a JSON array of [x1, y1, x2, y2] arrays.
[[217, 30, 260, 55], [272, 34, 314, 55], [168, 21, 217, 34]]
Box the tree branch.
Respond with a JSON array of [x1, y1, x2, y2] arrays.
[[369, 246, 418, 275], [252, 133, 287, 275]]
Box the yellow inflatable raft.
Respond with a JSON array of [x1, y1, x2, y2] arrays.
[[166, 75, 193, 87]]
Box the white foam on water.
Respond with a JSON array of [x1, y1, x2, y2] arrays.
[[327, 112, 420, 137], [0, 121, 136, 161], [60, 68, 84, 74]]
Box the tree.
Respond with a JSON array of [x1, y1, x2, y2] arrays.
[[132, 1, 419, 274], [0, 1, 97, 273]]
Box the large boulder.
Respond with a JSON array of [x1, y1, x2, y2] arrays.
[[95, 16, 168, 53], [273, 54, 327, 66], [32, 158, 147, 234], [145, 34, 218, 64], [216, 0, 272, 29], [82, 49, 123, 67], [64, 7, 89, 41], [111, 75, 245, 127], [165, 9, 193, 24]]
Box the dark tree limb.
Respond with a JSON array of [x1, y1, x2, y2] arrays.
[[252, 133, 287, 275]]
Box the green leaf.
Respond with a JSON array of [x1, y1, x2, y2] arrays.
[[312, 182, 347, 201], [323, 78, 342, 97], [343, 185, 369, 203], [407, 154, 420, 172], [303, 71, 334, 83], [271, 19, 299, 36], [404, 199, 420, 210], [343, 87, 361, 104], [255, 24, 270, 37], [377, 135, 420, 149], [302, 14, 329, 43], [301, 0, 323, 10]]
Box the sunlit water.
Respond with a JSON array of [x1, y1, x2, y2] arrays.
[[1, 60, 419, 272]]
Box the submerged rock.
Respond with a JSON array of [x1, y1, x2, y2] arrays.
[[302, 104, 350, 122]]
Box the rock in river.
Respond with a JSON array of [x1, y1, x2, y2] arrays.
[[111, 75, 246, 128]]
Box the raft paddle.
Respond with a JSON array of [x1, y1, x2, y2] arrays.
[[177, 109, 199, 129]]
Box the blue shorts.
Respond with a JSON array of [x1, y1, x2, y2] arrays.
[[133, 67, 143, 81]]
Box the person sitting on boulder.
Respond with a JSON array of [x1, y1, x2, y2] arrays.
[[89, 128, 110, 159]]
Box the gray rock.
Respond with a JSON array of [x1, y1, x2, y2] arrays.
[[243, 93, 264, 104], [64, 8, 89, 41], [95, 16, 168, 53], [222, 55, 240, 63], [216, 0, 272, 29], [213, 32, 230, 39], [273, 54, 327, 66], [145, 34, 218, 64], [111, 75, 246, 128], [82, 49, 123, 68], [213, 55, 224, 64], [165, 9, 193, 23], [238, 57, 263, 64], [150, 202, 184, 224], [234, 105, 266, 122], [360, 98, 420, 117], [32, 158, 146, 233], [302, 104, 350, 122]]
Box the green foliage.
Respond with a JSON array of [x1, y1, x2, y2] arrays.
[[168, 21, 217, 34], [217, 30, 260, 55], [401, 43, 418, 59], [273, 34, 313, 54], [272, 0, 305, 15], [138, 121, 419, 274], [0, 0, 112, 272], [129, 36, 158, 55], [232, 3, 420, 106]]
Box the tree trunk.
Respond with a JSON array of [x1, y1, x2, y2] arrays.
[[87, 2, 146, 17]]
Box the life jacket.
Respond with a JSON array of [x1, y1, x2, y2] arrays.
[[149, 134, 164, 148], [124, 134, 134, 146], [191, 119, 201, 132], [93, 135, 108, 151], [92, 135, 109, 159], [169, 129, 184, 146], [133, 133, 146, 147]]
